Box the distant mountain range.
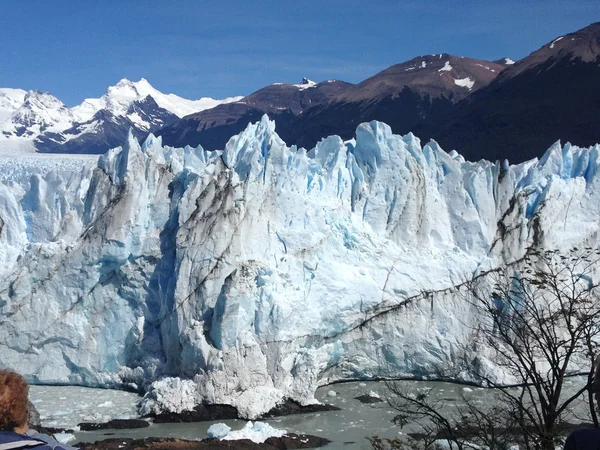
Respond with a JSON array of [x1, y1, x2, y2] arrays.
[[0, 79, 242, 154], [1, 21, 599, 163]]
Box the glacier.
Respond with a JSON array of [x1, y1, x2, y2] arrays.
[[1, 115, 599, 419]]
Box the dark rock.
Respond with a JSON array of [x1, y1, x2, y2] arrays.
[[263, 434, 331, 449], [43, 427, 74, 435], [77, 434, 330, 449], [28, 401, 42, 429], [78, 419, 151, 431], [354, 394, 383, 404], [146, 400, 339, 423], [147, 404, 239, 423], [263, 400, 340, 417]]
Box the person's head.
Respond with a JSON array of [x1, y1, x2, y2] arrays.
[[0, 370, 29, 432]]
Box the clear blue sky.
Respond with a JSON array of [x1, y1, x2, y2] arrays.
[[1, 0, 598, 106]]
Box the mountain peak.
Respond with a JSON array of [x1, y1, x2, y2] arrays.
[[294, 77, 317, 90], [495, 21, 600, 80], [339, 54, 505, 102]]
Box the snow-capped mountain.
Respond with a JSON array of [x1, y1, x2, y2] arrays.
[[0, 79, 242, 154], [1, 116, 599, 419], [72, 78, 242, 122], [0, 88, 27, 123], [2, 91, 76, 137]]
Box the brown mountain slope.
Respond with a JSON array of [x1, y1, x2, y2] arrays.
[[157, 79, 352, 150], [417, 21, 600, 163], [281, 54, 506, 149]]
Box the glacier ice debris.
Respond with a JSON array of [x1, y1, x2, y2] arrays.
[[1, 115, 600, 419]]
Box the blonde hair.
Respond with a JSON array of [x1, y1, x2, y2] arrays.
[[0, 371, 29, 431]]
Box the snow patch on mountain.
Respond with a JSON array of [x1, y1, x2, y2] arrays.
[[550, 36, 564, 49], [1, 117, 599, 419], [454, 77, 475, 89], [438, 61, 453, 72], [294, 77, 317, 90]]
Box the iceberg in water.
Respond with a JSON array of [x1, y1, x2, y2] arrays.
[[1, 115, 600, 418]]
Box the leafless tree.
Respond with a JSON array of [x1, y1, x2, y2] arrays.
[[376, 247, 600, 450]]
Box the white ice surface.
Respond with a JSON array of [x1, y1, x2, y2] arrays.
[[223, 421, 287, 443], [29, 386, 141, 428], [53, 433, 77, 444], [207, 423, 231, 439]]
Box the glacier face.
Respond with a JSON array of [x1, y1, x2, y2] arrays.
[[1, 116, 599, 418]]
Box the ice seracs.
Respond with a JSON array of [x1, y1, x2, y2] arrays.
[[1, 116, 600, 419]]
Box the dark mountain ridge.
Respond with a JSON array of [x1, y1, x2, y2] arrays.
[[280, 54, 506, 148], [156, 79, 353, 150], [157, 54, 506, 152], [417, 21, 600, 163]]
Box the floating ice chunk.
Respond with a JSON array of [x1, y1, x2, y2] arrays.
[[208, 423, 231, 439], [223, 421, 287, 443], [53, 433, 76, 444], [327, 390, 337, 397]]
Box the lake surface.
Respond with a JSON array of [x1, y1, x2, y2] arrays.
[[30, 377, 589, 450]]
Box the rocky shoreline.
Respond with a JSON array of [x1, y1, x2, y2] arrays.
[[77, 434, 331, 449], [69, 400, 339, 449], [146, 400, 340, 423]]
